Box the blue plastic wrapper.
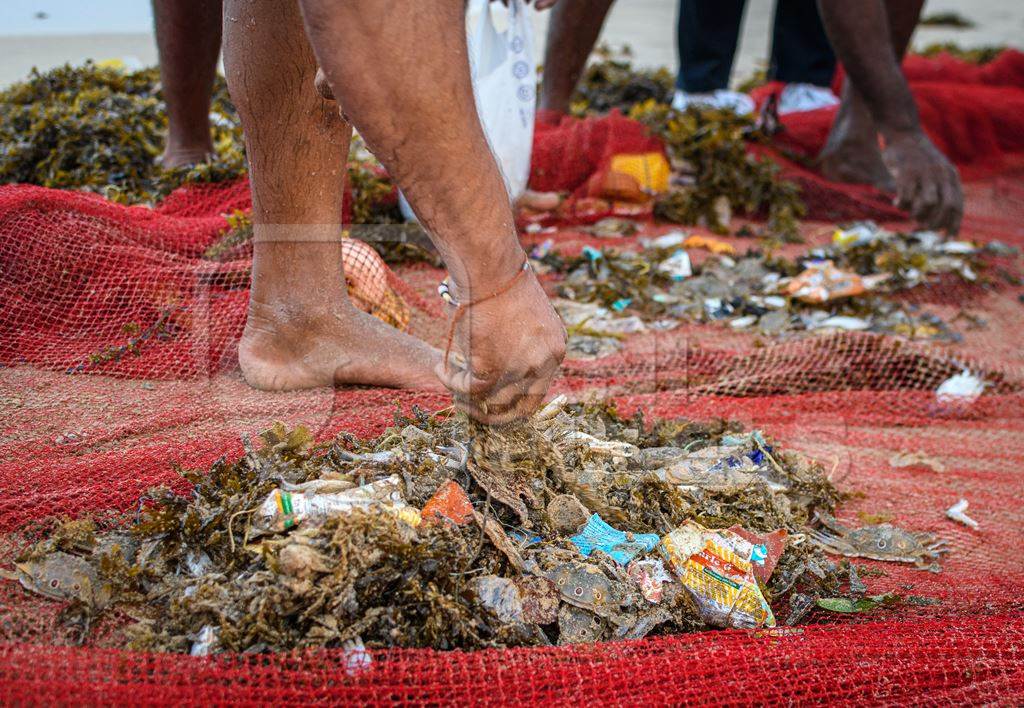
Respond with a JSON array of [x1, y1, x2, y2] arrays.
[[569, 514, 660, 565]]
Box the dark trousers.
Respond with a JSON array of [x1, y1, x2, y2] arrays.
[[676, 0, 836, 93]]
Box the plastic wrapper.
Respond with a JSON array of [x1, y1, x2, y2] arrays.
[[255, 475, 419, 533], [784, 260, 888, 304], [660, 521, 775, 629], [728, 526, 787, 583]]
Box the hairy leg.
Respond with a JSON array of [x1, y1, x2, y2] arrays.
[[538, 0, 616, 114], [298, 0, 565, 423], [818, 0, 924, 190], [223, 0, 440, 392], [153, 0, 222, 168]]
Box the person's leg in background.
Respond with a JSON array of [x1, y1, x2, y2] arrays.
[[674, 0, 754, 113], [152, 0, 223, 168], [770, 0, 840, 114], [538, 0, 617, 115], [817, 0, 924, 189], [222, 0, 441, 392]]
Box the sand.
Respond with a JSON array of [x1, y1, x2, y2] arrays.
[[1, 0, 1021, 89]]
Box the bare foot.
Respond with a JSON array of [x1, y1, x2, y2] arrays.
[[158, 146, 214, 170], [239, 299, 443, 392], [818, 138, 896, 192]]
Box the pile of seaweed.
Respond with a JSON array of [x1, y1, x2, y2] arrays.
[[0, 62, 434, 263], [0, 63, 245, 204], [569, 45, 675, 115], [9, 399, 868, 653], [540, 223, 1005, 354], [568, 49, 805, 241]]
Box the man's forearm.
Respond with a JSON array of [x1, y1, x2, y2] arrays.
[[816, 0, 921, 138]]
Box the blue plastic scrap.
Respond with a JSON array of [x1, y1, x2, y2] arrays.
[[569, 514, 660, 565]]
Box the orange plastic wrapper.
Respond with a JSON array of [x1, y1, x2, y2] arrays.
[[784, 260, 876, 304], [683, 235, 736, 256], [585, 169, 649, 203], [421, 480, 474, 526]]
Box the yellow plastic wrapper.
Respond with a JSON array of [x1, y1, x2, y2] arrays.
[[609, 152, 671, 193], [660, 520, 775, 629]]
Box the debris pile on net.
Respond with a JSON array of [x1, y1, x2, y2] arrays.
[[11, 396, 939, 654], [564, 48, 805, 241], [0, 63, 245, 204], [536, 222, 1009, 357]]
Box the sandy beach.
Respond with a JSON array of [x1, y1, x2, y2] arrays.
[[1, 0, 1021, 89]]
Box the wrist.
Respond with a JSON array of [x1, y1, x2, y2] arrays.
[[878, 117, 923, 146], [445, 235, 526, 297]]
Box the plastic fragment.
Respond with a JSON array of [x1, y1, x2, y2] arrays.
[[784, 260, 887, 303], [660, 521, 776, 629], [936, 370, 985, 404], [626, 558, 673, 603], [658, 250, 693, 280], [421, 480, 474, 526], [728, 526, 787, 583], [343, 636, 372, 676], [946, 499, 979, 529], [190, 625, 219, 657], [683, 234, 735, 255], [569, 514, 660, 565]]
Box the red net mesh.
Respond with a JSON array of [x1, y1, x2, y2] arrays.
[[3, 52, 1024, 703]]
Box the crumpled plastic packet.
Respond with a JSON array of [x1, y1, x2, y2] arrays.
[[570, 514, 660, 565], [660, 520, 776, 629], [255, 475, 419, 533], [784, 260, 888, 304]]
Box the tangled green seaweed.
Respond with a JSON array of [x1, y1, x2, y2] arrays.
[[0, 63, 245, 204], [13, 402, 855, 653]]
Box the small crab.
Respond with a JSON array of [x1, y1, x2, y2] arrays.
[[3, 551, 110, 608], [807, 511, 948, 571], [534, 560, 623, 620]]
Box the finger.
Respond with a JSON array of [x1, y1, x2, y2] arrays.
[[912, 176, 941, 229], [535, 0, 559, 8], [473, 358, 559, 415], [467, 380, 552, 424], [314, 68, 335, 101], [435, 358, 497, 400], [894, 172, 919, 214], [480, 391, 549, 425], [941, 169, 964, 236]]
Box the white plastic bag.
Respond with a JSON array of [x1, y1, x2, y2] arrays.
[[400, 0, 535, 220], [468, 0, 535, 200]]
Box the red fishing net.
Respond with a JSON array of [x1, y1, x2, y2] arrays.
[[2, 51, 1024, 704]]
